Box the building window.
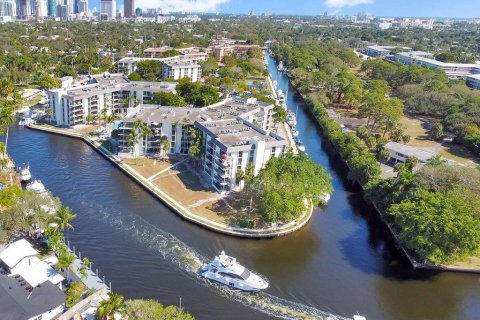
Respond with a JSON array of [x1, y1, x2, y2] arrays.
[[271, 147, 276, 157]]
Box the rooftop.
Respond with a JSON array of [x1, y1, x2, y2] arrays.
[[0, 239, 38, 269], [18, 257, 64, 287], [384, 142, 436, 163], [0, 274, 66, 320]]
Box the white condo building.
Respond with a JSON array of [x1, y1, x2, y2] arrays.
[[48, 73, 177, 127], [100, 0, 115, 20], [162, 60, 202, 82], [395, 51, 480, 79], [0, 0, 15, 17], [118, 98, 286, 193]]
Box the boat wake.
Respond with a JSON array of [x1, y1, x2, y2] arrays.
[[99, 209, 349, 320]]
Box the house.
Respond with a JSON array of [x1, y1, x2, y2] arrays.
[[384, 142, 436, 163], [0, 239, 39, 275], [0, 274, 66, 320]]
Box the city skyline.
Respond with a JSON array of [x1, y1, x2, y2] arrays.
[[86, 0, 480, 18]]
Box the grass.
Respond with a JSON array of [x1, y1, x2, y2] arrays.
[[400, 116, 438, 147], [123, 157, 179, 179], [438, 142, 480, 168]]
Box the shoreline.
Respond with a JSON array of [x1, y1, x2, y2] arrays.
[[25, 123, 315, 239], [271, 57, 480, 274]]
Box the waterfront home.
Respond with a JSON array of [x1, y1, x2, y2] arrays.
[[0, 239, 64, 288], [383, 142, 436, 164], [48, 73, 177, 127], [118, 97, 287, 193], [0, 274, 66, 320], [0, 239, 39, 275]]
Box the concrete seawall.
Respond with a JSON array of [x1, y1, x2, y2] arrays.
[[26, 124, 315, 239]]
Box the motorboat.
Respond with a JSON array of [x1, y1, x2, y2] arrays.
[[287, 113, 297, 127], [273, 80, 278, 90], [296, 140, 306, 152], [18, 117, 33, 126], [19, 164, 32, 182], [291, 127, 299, 138], [277, 89, 285, 103], [200, 251, 269, 292], [277, 61, 284, 72], [26, 179, 46, 194]]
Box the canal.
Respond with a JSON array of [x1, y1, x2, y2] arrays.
[[5, 53, 480, 320]]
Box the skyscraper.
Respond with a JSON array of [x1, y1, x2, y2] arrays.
[[100, 0, 115, 20], [16, 0, 31, 18], [124, 0, 133, 18], [0, 0, 16, 17], [47, 0, 56, 16]]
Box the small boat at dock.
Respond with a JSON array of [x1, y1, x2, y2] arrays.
[[19, 164, 32, 182], [26, 179, 47, 194]]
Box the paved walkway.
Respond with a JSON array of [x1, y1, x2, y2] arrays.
[[147, 158, 188, 181]]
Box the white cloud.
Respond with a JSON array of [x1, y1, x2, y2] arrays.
[[324, 0, 374, 8], [137, 0, 231, 12]]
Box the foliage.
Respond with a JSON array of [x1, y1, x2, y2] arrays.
[[65, 281, 86, 308], [388, 189, 480, 264], [51, 206, 77, 232], [251, 152, 332, 222], [176, 78, 220, 107], [97, 294, 125, 320], [151, 92, 188, 107], [135, 60, 163, 81], [38, 74, 61, 89], [123, 299, 195, 320]]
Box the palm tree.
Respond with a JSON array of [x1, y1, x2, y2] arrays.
[[51, 206, 77, 232], [126, 130, 140, 165], [128, 119, 152, 164], [57, 250, 76, 280], [0, 103, 16, 160], [272, 106, 287, 129], [160, 135, 170, 161], [96, 294, 124, 320]]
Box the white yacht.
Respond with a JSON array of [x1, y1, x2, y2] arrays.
[[296, 141, 306, 152], [19, 164, 32, 182], [200, 251, 269, 292], [277, 61, 284, 72], [291, 127, 299, 138], [287, 113, 297, 127], [277, 89, 285, 102], [26, 179, 46, 194]]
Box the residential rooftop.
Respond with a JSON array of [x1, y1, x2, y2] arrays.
[[0, 274, 66, 320]]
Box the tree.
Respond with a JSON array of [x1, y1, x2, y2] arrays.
[[65, 281, 85, 308], [136, 60, 162, 81], [388, 189, 480, 264], [97, 294, 125, 320], [252, 152, 332, 222], [188, 128, 203, 169], [51, 206, 77, 232], [159, 136, 170, 161], [128, 73, 143, 81], [38, 74, 61, 89], [0, 101, 15, 160], [151, 92, 188, 107], [86, 113, 96, 124], [272, 106, 287, 128], [176, 78, 220, 107], [57, 249, 76, 280], [123, 299, 195, 320], [429, 122, 444, 141], [127, 119, 152, 164]]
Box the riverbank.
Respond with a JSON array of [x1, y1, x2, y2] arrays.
[[26, 123, 314, 239], [275, 60, 480, 274]]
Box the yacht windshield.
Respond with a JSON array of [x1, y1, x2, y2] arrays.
[[240, 269, 251, 280]]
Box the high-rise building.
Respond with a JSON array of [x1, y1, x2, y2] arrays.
[[100, 0, 115, 20], [134, 7, 141, 16], [35, 0, 47, 17], [56, 3, 67, 20], [77, 0, 86, 13], [16, 0, 31, 18], [123, 0, 133, 18], [47, 0, 56, 16], [0, 0, 16, 17]]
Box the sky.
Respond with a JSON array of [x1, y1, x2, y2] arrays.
[[90, 0, 480, 18]]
